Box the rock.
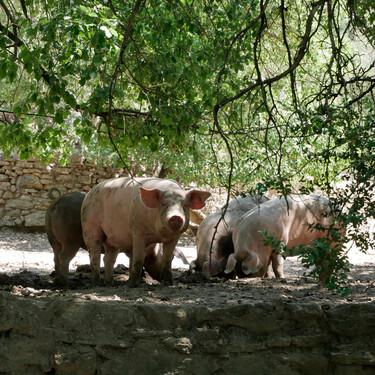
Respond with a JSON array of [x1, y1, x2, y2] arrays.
[[54, 345, 96, 375], [327, 304, 375, 337], [136, 305, 190, 328], [330, 350, 375, 365], [195, 303, 287, 334], [6, 198, 34, 210], [77, 175, 91, 185], [11, 271, 41, 287], [0, 273, 11, 285], [3, 191, 14, 199], [164, 337, 193, 354], [16, 175, 43, 190], [24, 211, 46, 227]]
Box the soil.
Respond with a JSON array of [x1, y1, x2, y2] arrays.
[[1, 227, 375, 307]]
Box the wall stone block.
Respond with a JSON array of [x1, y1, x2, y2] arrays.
[[5, 170, 17, 177], [16, 175, 43, 190], [77, 175, 91, 184], [24, 211, 46, 227], [7, 199, 34, 210], [3, 191, 13, 199], [56, 175, 71, 182]]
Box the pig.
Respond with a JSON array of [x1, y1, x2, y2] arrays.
[[224, 194, 341, 278], [81, 177, 211, 287], [45, 190, 87, 286], [45, 188, 188, 286], [191, 195, 269, 276]]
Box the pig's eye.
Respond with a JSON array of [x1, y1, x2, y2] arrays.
[[161, 201, 168, 207]]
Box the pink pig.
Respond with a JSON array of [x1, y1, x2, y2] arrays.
[[81, 177, 210, 287], [224, 194, 341, 278]]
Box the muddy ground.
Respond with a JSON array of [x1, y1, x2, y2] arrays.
[[0, 227, 375, 307]]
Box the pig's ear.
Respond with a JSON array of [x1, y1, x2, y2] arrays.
[[140, 188, 164, 208], [224, 253, 237, 274], [187, 190, 211, 210]]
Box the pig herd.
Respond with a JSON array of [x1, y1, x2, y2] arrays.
[[45, 176, 341, 287]]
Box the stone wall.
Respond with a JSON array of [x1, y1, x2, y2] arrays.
[[0, 158, 127, 228], [0, 292, 375, 374], [0, 157, 222, 230]]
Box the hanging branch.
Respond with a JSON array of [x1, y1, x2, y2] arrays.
[[105, 0, 146, 177], [214, 0, 327, 112]]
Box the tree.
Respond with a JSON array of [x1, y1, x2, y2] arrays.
[[1, 0, 374, 291]]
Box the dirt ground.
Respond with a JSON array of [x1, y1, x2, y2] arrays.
[[0, 227, 375, 307]]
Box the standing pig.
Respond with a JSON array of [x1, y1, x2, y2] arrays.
[[224, 194, 340, 278], [45, 189, 185, 286], [81, 177, 211, 287], [45, 189, 86, 286], [192, 195, 269, 276]]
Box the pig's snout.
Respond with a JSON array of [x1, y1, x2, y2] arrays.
[[169, 215, 184, 230]]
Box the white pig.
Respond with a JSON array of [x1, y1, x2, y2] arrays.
[[192, 195, 269, 276], [225, 194, 341, 278], [81, 177, 211, 287]]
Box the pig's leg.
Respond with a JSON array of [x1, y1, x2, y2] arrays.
[[161, 238, 179, 285], [103, 244, 121, 285], [58, 245, 79, 286], [52, 242, 63, 285], [264, 258, 273, 278], [88, 244, 102, 285], [128, 235, 146, 287], [143, 244, 164, 281], [127, 253, 148, 278], [254, 264, 268, 278], [271, 254, 284, 278], [83, 225, 106, 285]]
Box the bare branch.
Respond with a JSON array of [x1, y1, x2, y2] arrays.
[[105, 0, 146, 176], [214, 0, 327, 111]]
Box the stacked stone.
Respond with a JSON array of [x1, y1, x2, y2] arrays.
[[0, 158, 126, 228], [0, 292, 375, 374]]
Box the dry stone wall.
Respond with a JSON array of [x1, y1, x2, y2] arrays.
[[0, 157, 128, 229], [0, 157, 223, 230], [1, 292, 375, 374]]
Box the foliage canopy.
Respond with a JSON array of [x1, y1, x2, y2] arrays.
[[1, 0, 375, 290]]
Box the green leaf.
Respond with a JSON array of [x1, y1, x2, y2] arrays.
[[12, 102, 23, 117], [55, 109, 64, 124]]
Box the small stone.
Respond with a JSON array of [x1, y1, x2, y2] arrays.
[[164, 337, 193, 354]]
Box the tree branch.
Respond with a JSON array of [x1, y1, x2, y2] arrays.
[[106, 0, 146, 176], [214, 0, 327, 112]]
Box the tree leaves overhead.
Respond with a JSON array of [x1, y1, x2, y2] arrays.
[[0, 0, 374, 188], [1, 0, 375, 291]]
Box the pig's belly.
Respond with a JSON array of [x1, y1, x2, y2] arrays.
[[102, 220, 177, 249], [102, 226, 133, 249]]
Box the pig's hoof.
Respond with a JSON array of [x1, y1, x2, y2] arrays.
[[128, 275, 140, 288], [104, 278, 115, 286], [55, 275, 69, 287], [91, 272, 101, 286], [161, 270, 173, 285], [55, 280, 69, 288]]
